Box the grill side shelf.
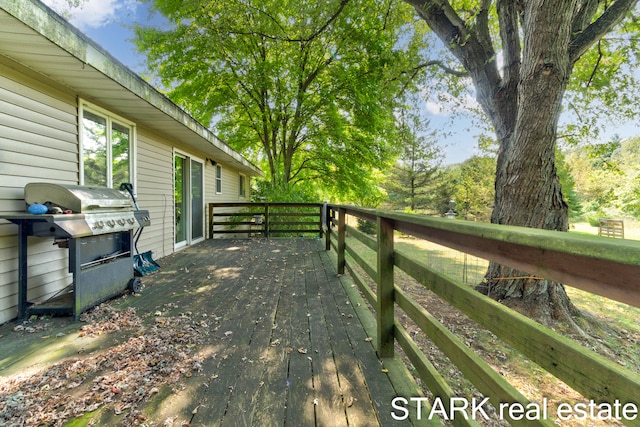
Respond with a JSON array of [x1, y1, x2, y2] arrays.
[[0, 214, 92, 238]]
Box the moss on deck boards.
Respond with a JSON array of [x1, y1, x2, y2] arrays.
[[0, 238, 423, 426]]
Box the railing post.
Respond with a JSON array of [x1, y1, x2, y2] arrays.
[[324, 203, 331, 251], [377, 214, 394, 358], [319, 203, 324, 239], [208, 203, 214, 239], [264, 203, 270, 238], [337, 207, 346, 274]]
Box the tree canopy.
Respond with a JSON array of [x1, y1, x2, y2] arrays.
[[134, 0, 433, 202]]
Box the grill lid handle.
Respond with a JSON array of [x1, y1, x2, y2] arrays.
[[119, 183, 140, 211]]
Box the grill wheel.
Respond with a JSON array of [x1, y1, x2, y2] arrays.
[[128, 277, 143, 293]]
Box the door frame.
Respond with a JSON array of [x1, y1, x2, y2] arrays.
[[173, 149, 205, 250]]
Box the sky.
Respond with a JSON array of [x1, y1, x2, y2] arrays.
[[41, 0, 639, 166]]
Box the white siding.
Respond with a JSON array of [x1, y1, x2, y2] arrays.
[[0, 58, 77, 324], [135, 130, 174, 259]]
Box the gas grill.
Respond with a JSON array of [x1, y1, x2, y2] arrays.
[[1, 183, 151, 320]]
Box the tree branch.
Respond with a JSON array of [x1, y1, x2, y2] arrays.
[[403, 0, 502, 119], [572, 0, 600, 34], [403, 0, 471, 62], [497, 0, 521, 89], [303, 0, 352, 43], [474, 0, 494, 54], [393, 60, 469, 80], [586, 39, 604, 87], [569, 0, 637, 63], [220, 0, 352, 43]]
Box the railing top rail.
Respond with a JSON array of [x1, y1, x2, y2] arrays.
[[209, 202, 323, 208], [328, 204, 640, 308]]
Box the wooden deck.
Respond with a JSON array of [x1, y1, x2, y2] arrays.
[[0, 238, 422, 426]]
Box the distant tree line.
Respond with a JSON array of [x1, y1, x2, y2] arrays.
[[566, 136, 640, 223], [381, 135, 640, 227]]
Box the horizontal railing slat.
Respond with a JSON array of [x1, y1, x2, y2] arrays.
[[345, 241, 377, 281], [395, 286, 556, 427], [394, 320, 480, 427], [269, 221, 320, 226], [394, 249, 640, 418], [345, 259, 377, 309], [345, 224, 378, 251]]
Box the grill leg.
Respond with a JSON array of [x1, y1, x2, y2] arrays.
[[17, 221, 28, 320]]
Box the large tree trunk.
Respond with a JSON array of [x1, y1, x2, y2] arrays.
[[404, 0, 637, 325], [479, 2, 579, 324]]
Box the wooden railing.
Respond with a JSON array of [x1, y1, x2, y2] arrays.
[[208, 202, 323, 238], [325, 204, 640, 427]]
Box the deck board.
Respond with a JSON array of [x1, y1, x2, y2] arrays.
[[0, 238, 423, 426]]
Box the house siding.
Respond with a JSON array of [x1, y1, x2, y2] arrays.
[[0, 55, 255, 324], [0, 57, 77, 324], [135, 130, 174, 259], [205, 164, 250, 203]]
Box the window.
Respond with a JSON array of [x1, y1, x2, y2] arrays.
[[215, 164, 222, 194], [239, 174, 246, 197], [80, 101, 135, 188]]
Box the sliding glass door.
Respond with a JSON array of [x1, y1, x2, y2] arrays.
[[191, 160, 204, 241], [174, 152, 204, 248]]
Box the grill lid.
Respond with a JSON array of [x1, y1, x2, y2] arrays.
[[25, 183, 135, 213]]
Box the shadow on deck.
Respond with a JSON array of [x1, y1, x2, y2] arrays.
[[0, 238, 421, 426]]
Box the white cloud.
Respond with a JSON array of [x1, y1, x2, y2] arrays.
[[425, 100, 447, 116], [423, 92, 480, 117], [43, 0, 137, 30]]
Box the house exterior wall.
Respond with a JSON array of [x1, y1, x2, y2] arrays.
[[0, 55, 253, 324], [0, 57, 77, 325]]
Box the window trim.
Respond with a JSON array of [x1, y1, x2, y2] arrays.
[[79, 98, 137, 189], [215, 164, 222, 194], [239, 173, 246, 198]]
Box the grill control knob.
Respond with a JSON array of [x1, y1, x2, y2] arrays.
[[107, 220, 116, 228], [117, 219, 126, 226], [127, 218, 135, 225], [95, 221, 105, 229]]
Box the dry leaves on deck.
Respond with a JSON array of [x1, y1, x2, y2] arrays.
[[0, 304, 207, 426]]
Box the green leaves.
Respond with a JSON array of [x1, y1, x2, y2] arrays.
[[134, 0, 433, 201]]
